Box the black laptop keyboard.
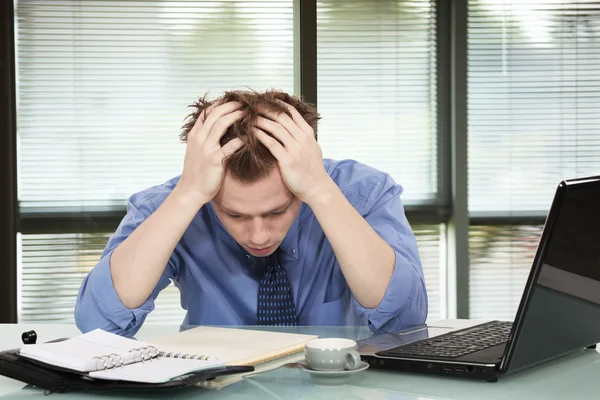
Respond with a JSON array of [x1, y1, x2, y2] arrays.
[[382, 320, 513, 359]]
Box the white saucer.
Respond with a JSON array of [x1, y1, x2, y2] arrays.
[[301, 361, 370, 385]]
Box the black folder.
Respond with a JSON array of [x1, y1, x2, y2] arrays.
[[0, 332, 253, 394]]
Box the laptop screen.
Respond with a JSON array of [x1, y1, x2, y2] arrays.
[[505, 177, 600, 375], [536, 181, 600, 305]]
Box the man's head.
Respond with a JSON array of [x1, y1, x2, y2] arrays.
[[180, 89, 320, 182], [179, 89, 320, 257]]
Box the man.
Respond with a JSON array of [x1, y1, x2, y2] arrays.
[[74, 89, 427, 337]]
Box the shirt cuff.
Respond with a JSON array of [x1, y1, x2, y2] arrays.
[[82, 249, 158, 336], [352, 249, 428, 333]]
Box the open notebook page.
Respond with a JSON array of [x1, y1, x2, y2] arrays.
[[149, 326, 318, 366], [19, 329, 155, 372]]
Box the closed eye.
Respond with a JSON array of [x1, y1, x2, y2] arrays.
[[223, 205, 290, 219]]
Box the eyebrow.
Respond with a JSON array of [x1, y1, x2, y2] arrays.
[[219, 198, 293, 217]]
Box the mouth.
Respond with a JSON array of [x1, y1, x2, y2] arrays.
[[245, 243, 277, 256]]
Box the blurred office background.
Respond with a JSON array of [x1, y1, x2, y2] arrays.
[[1, 0, 599, 324]]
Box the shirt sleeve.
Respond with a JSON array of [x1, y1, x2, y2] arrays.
[[350, 174, 428, 333], [74, 192, 178, 337]]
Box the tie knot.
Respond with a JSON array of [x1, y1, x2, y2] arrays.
[[267, 249, 280, 267]]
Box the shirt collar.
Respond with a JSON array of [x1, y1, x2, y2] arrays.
[[280, 204, 302, 260], [206, 201, 302, 261]]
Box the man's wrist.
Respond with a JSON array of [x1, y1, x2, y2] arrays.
[[171, 184, 210, 211], [304, 177, 340, 210]]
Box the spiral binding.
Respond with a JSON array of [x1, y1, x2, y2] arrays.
[[92, 345, 214, 370], [93, 353, 125, 370], [159, 351, 214, 361], [93, 346, 158, 370], [129, 345, 159, 363]]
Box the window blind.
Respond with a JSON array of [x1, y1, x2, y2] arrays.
[[16, 0, 443, 323], [467, 0, 600, 318], [317, 0, 438, 206], [15, 0, 294, 209], [15, 0, 293, 323], [468, 0, 600, 214], [18, 233, 186, 323], [468, 225, 542, 320]]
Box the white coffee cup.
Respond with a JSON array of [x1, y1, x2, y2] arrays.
[[304, 338, 362, 371]]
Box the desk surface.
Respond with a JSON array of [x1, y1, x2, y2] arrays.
[[0, 321, 599, 399]]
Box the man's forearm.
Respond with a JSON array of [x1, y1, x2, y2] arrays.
[[111, 185, 206, 309], [306, 179, 395, 309]]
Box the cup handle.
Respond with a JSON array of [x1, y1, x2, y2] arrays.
[[344, 350, 362, 370]]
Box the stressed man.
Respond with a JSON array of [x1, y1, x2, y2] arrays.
[[74, 90, 428, 337]]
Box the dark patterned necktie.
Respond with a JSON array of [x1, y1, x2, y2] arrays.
[[256, 249, 298, 326]]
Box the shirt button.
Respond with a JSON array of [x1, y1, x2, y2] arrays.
[[290, 249, 296, 255], [244, 254, 251, 260]]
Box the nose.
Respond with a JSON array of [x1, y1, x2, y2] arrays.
[[248, 218, 270, 247]]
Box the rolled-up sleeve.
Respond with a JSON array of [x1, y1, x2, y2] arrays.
[[350, 175, 428, 333], [74, 192, 177, 337]]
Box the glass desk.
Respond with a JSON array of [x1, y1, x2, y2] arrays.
[[1, 323, 599, 399]]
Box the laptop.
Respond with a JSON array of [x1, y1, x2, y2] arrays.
[[361, 175, 600, 382]]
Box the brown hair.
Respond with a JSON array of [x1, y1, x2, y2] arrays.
[[180, 89, 320, 182]]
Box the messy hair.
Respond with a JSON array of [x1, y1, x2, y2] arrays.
[[180, 89, 320, 183]]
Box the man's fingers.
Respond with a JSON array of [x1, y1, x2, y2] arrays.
[[188, 100, 220, 140], [198, 101, 243, 140], [205, 109, 246, 143], [253, 127, 287, 161], [200, 101, 219, 123], [221, 137, 244, 158], [255, 116, 298, 149], [278, 101, 314, 136], [257, 106, 304, 141]]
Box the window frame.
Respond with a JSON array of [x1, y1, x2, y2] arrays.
[[0, 0, 18, 323]]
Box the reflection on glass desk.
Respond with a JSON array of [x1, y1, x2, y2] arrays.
[[1, 322, 600, 399]]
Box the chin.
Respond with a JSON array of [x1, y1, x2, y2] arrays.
[[245, 243, 279, 257]]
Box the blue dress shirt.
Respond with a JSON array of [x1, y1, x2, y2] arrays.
[[74, 159, 428, 337]]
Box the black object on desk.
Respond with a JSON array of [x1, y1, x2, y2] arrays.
[[0, 330, 254, 393], [367, 175, 600, 383], [21, 330, 37, 345]]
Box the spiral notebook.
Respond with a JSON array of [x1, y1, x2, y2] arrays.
[[148, 326, 318, 366], [17, 329, 224, 384], [147, 326, 319, 388]]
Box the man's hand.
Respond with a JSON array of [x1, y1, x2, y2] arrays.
[[177, 101, 246, 205], [253, 103, 332, 204], [254, 102, 397, 311], [110, 101, 244, 310]]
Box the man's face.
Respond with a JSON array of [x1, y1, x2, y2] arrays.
[[211, 168, 301, 257]]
